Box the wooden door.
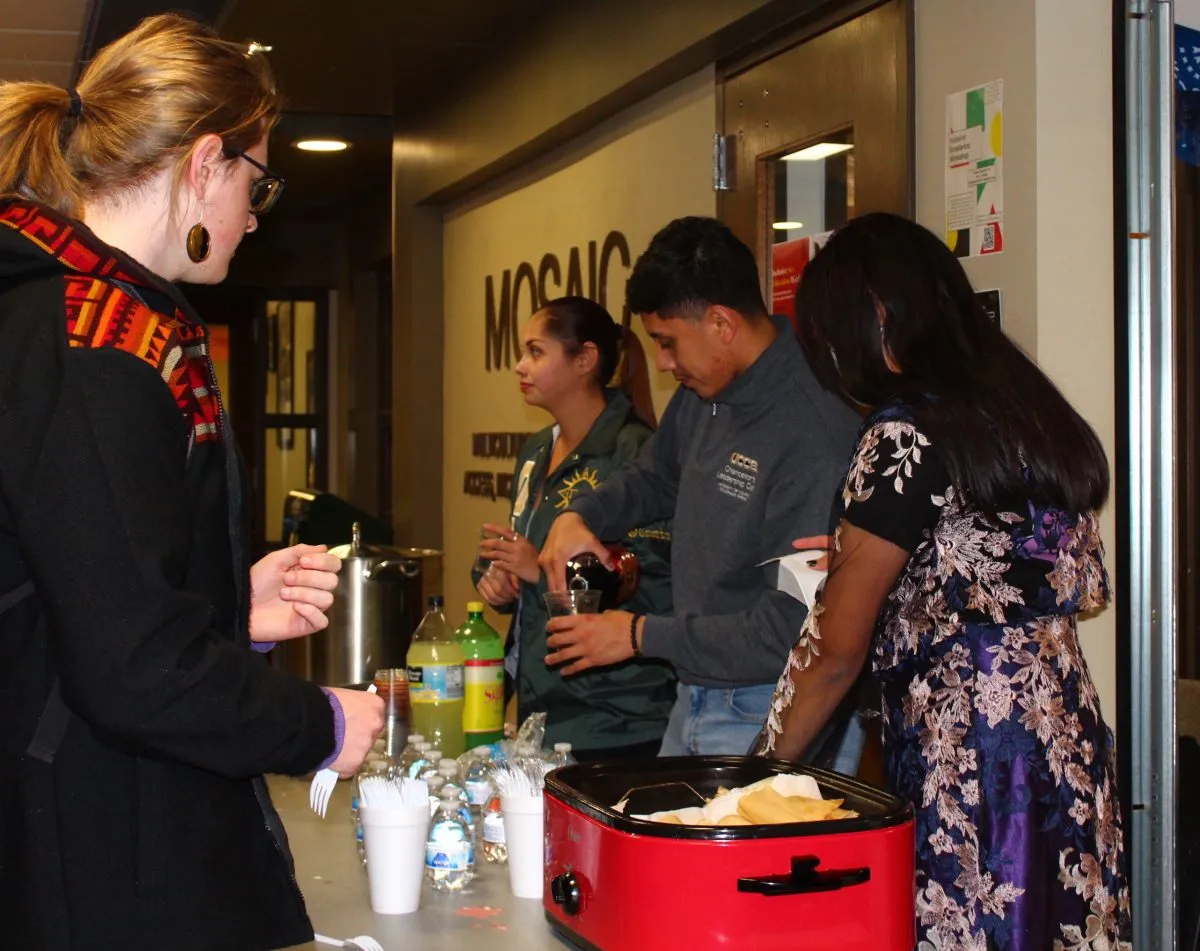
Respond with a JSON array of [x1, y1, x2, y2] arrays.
[[718, 0, 912, 310]]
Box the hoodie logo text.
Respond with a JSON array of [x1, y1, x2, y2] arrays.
[[718, 452, 759, 502]]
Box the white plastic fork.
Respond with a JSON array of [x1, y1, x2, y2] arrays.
[[314, 934, 385, 951], [309, 683, 377, 818]]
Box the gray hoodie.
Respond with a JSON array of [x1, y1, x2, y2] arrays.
[[568, 315, 861, 687]]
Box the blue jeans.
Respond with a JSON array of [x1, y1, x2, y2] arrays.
[[658, 682, 775, 757], [658, 683, 866, 777]]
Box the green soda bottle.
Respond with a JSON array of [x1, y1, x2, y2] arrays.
[[455, 601, 505, 748], [406, 596, 466, 758]]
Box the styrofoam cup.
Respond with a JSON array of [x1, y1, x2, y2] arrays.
[[360, 803, 430, 914], [501, 794, 545, 899]]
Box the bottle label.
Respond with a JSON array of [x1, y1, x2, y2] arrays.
[[462, 659, 504, 732], [483, 812, 506, 845], [408, 664, 464, 703], [426, 841, 473, 870], [465, 780, 494, 807]]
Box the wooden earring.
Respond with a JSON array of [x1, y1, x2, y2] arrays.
[[186, 205, 210, 263]]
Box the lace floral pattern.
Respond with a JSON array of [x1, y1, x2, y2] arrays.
[[767, 405, 1131, 950]]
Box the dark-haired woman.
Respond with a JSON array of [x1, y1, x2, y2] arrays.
[[474, 296, 675, 759], [755, 213, 1131, 950]]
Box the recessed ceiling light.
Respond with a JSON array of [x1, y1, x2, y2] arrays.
[[772, 221, 804, 230], [781, 142, 854, 162], [295, 139, 349, 153]]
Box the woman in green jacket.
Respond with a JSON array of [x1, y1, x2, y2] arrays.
[[475, 296, 675, 759]]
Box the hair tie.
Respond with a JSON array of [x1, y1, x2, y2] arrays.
[[66, 88, 82, 119]]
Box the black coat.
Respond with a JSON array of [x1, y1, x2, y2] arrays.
[[0, 200, 335, 950]]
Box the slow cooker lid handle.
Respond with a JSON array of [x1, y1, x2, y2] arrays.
[[736, 855, 869, 896]]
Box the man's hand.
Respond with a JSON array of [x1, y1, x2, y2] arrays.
[[791, 534, 834, 571], [249, 544, 341, 643], [539, 512, 610, 593], [477, 565, 520, 607], [324, 687, 385, 778], [546, 610, 638, 675]]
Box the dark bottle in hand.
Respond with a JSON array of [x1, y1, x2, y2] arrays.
[[565, 545, 640, 610]]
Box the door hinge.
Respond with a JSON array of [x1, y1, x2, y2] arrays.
[[713, 133, 736, 191]]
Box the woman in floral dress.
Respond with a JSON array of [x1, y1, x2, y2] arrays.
[[755, 213, 1132, 950]]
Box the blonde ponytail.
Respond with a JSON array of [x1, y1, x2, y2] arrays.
[[0, 14, 281, 218], [0, 83, 83, 213]]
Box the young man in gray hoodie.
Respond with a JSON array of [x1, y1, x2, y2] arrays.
[[541, 216, 864, 763]]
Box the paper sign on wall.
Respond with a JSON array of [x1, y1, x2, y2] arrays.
[[770, 231, 832, 329], [945, 79, 1004, 258]]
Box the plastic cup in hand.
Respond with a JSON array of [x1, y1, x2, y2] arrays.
[[542, 590, 601, 618], [501, 794, 545, 899], [474, 527, 503, 575], [373, 668, 410, 760], [360, 802, 430, 914]]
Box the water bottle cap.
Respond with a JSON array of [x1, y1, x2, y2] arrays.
[[416, 742, 431, 751], [554, 742, 573, 752], [438, 758, 457, 770], [407, 734, 423, 743], [426, 749, 442, 759], [438, 764, 457, 778], [467, 600, 484, 613]]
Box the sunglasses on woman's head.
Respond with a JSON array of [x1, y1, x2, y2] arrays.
[[223, 146, 285, 215]]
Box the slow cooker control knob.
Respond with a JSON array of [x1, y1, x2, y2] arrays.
[[550, 871, 581, 915]]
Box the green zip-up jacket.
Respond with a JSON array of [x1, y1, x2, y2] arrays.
[[475, 390, 676, 752]]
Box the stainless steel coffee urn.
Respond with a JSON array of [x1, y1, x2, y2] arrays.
[[276, 522, 442, 686]]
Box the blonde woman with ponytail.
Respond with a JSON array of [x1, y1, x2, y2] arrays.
[[0, 15, 383, 949], [473, 296, 676, 759]]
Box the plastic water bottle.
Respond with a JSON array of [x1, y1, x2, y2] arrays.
[[437, 762, 475, 836], [426, 788, 475, 891], [406, 742, 432, 779], [426, 772, 446, 816], [549, 742, 577, 769], [481, 792, 507, 864], [417, 749, 442, 783], [462, 750, 495, 821], [396, 734, 425, 774]]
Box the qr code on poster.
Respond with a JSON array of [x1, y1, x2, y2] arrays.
[[980, 224, 997, 253]]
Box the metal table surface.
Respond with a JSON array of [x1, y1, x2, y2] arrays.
[[270, 776, 572, 951]]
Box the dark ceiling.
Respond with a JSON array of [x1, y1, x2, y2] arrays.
[[82, 0, 559, 219]]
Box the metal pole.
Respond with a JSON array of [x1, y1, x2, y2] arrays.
[[1127, 1, 1177, 947]]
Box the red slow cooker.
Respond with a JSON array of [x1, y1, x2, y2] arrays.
[[543, 756, 915, 951]]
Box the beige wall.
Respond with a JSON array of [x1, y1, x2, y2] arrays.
[[440, 69, 716, 624], [391, 0, 804, 551], [915, 0, 1118, 722]]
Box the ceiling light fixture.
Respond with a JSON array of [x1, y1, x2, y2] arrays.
[[781, 142, 854, 162], [295, 139, 349, 153], [772, 221, 803, 230]]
